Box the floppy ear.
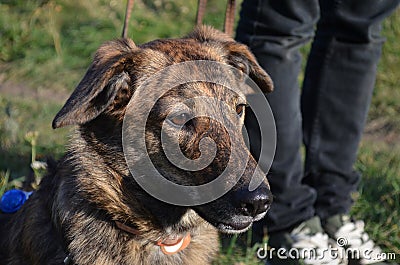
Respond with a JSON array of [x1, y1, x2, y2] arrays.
[[224, 42, 273, 93], [52, 38, 136, 129], [186, 26, 273, 93]]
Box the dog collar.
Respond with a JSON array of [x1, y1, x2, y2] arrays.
[[157, 233, 191, 255], [115, 221, 142, 236], [115, 221, 191, 255]]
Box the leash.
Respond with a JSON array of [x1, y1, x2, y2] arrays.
[[122, 0, 237, 39], [223, 0, 236, 36], [196, 0, 208, 27], [122, 0, 135, 38], [196, 0, 237, 36]]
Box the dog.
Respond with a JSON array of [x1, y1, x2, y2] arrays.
[[0, 26, 273, 265]]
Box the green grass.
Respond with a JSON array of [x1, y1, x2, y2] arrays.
[[0, 0, 230, 91], [0, 95, 69, 177], [0, 1, 399, 264], [353, 143, 400, 254]]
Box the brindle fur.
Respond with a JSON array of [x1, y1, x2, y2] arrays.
[[0, 26, 273, 265]]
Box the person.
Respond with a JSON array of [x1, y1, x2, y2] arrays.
[[235, 0, 400, 264]]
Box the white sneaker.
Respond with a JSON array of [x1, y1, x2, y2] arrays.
[[323, 214, 393, 265], [267, 216, 347, 265]]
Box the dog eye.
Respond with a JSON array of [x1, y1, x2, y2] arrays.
[[167, 112, 191, 127], [236, 104, 246, 117]]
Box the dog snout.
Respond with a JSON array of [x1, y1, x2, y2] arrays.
[[233, 185, 272, 218]]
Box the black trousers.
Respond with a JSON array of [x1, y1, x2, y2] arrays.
[[236, 0, 399, 233]]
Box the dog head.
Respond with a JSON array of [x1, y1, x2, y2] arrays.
[[53, 26, 273, 234]]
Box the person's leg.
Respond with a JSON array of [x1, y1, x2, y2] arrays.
[[236, 0, 319, 233], [301, 0, 400, 220]]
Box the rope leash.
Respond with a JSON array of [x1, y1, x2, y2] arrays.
[[196, 0, 237, 36], [122, 0, 237, 39], [122, 0, 134, 39], [223, 0, 236, 36]]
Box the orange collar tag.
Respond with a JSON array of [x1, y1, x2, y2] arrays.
[[157, 233, 191, 255]]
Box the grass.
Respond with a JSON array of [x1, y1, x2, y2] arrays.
[[353, 143, 400, 254], [0, 0, 230, 91], [0, 95, 69, 176], [1, 1, 399, 264]]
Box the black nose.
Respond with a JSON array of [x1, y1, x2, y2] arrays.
[[233, 185, 272, 217]]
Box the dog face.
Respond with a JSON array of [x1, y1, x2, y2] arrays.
[[143, 80, 272, 233], [53, 26, 273, 234]]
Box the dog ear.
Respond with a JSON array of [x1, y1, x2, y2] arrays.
[[224, 42, 273, 93], [187, 26, 273, 93], [52, 39, 136, 129]]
